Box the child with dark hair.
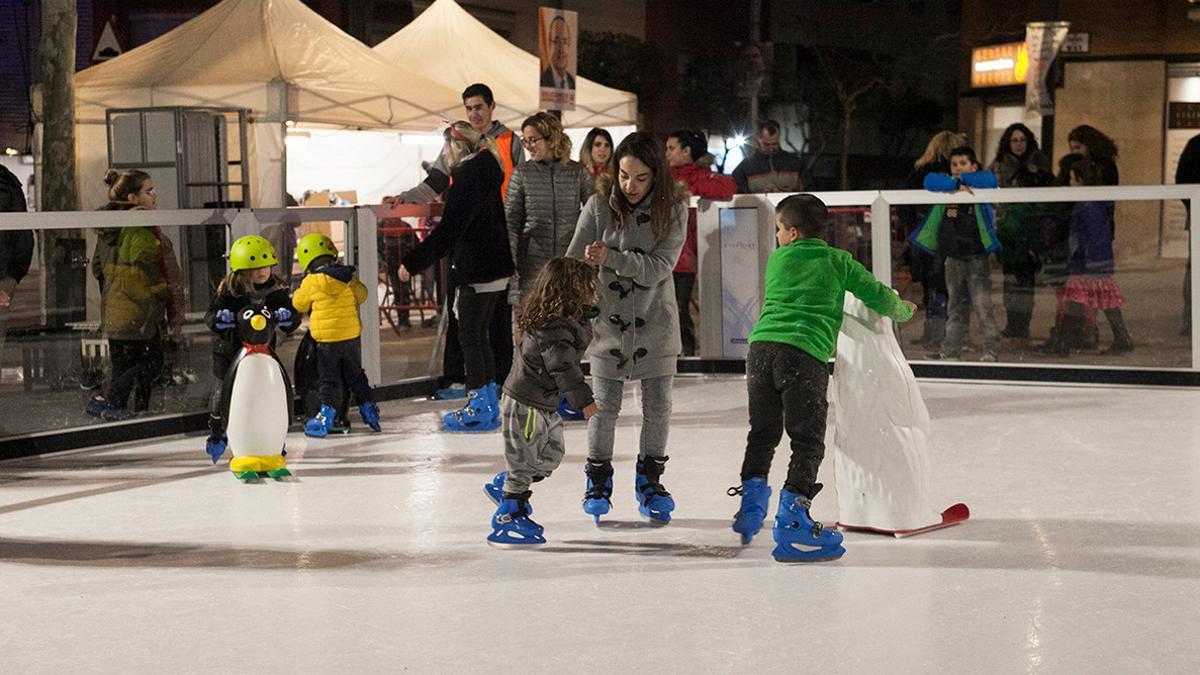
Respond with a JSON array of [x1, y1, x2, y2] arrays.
[[908, 146, 1002, 361], [1061, 158, 1134, 355], [731, 193, 915, 562], [484, 257, 599, 546]]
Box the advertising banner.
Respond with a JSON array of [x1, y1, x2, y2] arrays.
[[719, 208, 761, 358], [1024, 21, 1070, 116], [538, 7, 577, 111]]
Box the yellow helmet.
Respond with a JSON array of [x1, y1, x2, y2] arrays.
[[229, 235, 279, 271], [296, 233, 338, 272]]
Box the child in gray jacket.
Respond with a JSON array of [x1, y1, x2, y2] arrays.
[[484, 257, 599, 547]]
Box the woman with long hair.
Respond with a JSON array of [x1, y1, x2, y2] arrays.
[[579, 127, 614, 177], [567, 131, 688, 525], [989, 122, 1052, 186], [400, 121, 515, 432], [990, 123, 1052, 339], [1068, 124, 1119, 186]]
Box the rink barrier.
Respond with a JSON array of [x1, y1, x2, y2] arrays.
[[0, 377, 438, 462], [1, 186, 1198, 455], [694, 183, 1200, 374]]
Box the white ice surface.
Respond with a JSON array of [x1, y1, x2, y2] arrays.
[[2, 377, 1199, 673]]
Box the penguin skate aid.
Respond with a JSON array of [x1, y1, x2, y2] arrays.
[[291, 233, 382, 439], [204, 235, 299, 473], [729, 194, 916, 562], [483, 257, 599, 547]]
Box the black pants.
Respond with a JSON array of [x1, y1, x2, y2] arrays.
[[1001, 257, 1038, 337], [441, 279, 513, 389], [108, 337, 163, 412], [742, 341, 829, 497], [316, 338, 373, 409], [455, 285, 507, 389], [673, 272, 696, 356]]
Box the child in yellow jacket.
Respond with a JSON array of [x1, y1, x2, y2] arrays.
[[291, 233, 381, 436]]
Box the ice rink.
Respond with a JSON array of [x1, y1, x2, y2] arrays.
[[2, 376, 1198, 673]]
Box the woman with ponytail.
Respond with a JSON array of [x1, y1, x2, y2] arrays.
[[400, 121, 515, 432]]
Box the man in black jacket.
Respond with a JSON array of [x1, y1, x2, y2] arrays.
[[0, 164, 34, 357]]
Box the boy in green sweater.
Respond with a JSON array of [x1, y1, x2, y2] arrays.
[[731, 194, 916, 562]]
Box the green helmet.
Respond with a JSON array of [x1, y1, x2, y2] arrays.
[[296, 232, 338, 272], [229, 235, 279, 271]]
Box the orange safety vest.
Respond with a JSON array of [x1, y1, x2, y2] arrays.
[[496, 130, 516, 199]]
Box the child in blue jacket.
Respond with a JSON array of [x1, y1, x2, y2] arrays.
[[908, 146, 1001, 361]]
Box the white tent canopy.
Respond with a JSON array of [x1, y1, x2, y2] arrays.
[[51, 0, 465, 208], [373, 0, 638, 130]]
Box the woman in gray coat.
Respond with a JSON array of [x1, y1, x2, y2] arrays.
[[567, 131, 688, 526], [507, 112, 595, 315]]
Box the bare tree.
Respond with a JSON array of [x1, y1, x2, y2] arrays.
[[814, 47, 883, 190]]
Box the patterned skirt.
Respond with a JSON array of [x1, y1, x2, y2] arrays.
[[1063, 274, 1125, 310]]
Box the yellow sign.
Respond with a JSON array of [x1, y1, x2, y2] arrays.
[[971, 42, 1028, 88]]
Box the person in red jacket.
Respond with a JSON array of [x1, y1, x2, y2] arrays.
[[666, 130, 736, 355]]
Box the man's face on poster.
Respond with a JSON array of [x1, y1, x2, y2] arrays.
[[549, 17, 570, 75]]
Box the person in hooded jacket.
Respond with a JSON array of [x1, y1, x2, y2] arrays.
[[292, 232, 381, 438]]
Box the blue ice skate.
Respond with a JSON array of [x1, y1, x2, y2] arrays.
[[484, 472, 541, 533], [359, 400, 381, 432], [582, 459, 613, 524], [205, 434, 227, 464], [772, 488, 845, 563], [305, 404, 337, 438], [487, 492, 546, 548], [729, 476, 773, 545], [635, 457, 675, 525], [442, 385, 499, 432], [557, 394, 585, 421]]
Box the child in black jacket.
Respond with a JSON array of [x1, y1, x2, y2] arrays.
[[203, 235, 298, 462]]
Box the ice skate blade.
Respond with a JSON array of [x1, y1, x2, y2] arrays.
[[441, 423, 500, 433], [639, 513, 671, 527], [487, 539, 546, 549], [483, 483, 502, 507], [772, 545, 845, 563]]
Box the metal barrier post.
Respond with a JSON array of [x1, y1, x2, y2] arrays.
[[354, 206, 382, 384], [870, 194, 892, 285]]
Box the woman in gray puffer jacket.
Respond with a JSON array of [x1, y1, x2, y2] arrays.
[[506, 112, 594, 309], [566, 131, 688, 526]]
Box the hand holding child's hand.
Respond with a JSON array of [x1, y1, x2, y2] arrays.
[[584, 240, 607, 267], [582, 402, 599, 419], [398, 265, 411, 283]]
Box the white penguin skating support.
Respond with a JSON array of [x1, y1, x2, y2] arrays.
[[830, 294, 968, 536]]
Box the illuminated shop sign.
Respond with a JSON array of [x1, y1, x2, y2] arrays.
[[971, 42, 1029, 88]]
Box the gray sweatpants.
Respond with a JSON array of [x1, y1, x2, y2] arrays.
[[501, 396, 566, 494], [587, 375, 673, 462]]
